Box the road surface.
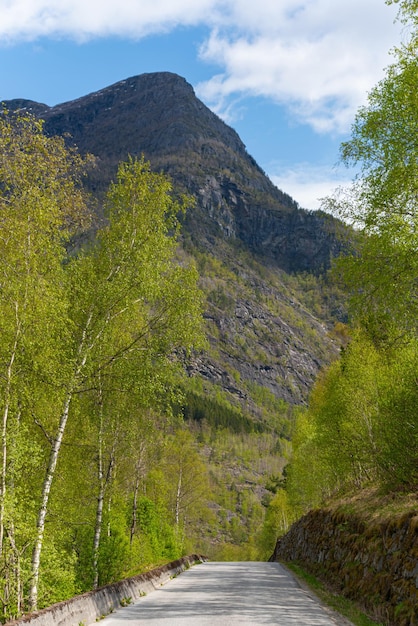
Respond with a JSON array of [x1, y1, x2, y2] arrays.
[[92, 561, 351, 625]]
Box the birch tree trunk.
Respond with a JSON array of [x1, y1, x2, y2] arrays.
[[130, 474, 140, 548], [175, 466, 183, 528], [0, 354, 15, 561], [92, 381, 104, 590], [28, 390, 72, 611], [0, 306, 21, 561], [92, 444, 104, 590], [130, 448, 146, 548], [92, 396, 116, 590], [28, 315, 92, 611]]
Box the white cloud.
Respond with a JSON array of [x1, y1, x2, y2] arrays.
[[0, 0, 404, 133], [0, 0, 220, 41], [269, 162, 353, 211], [196, 0, 403, 133]]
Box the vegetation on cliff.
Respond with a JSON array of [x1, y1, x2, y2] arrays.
[[3, 65, 348, 413]]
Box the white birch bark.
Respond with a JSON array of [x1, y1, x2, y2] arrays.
[[29, 314, 92, 611], [0, 304, 21, 561], [130, 474, 140, 548], [28, 391, 72, 610], [92, 384, 105, 591], [175, 466, 183, 528], [92, 440, 104, 590]]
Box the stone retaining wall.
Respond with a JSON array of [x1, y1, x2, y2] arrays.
[[271, 509, 418, 626], [6, 555, 205, 626]]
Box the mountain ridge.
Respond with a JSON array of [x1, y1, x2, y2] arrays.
[[4, 72, 344, 272], [3, 71, 348, 413]]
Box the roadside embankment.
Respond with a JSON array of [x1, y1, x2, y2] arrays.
[[6, 555, 206, 626], [271, 508, 418, 625]]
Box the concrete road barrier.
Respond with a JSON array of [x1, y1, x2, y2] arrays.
[[6, 555, 205, 626]]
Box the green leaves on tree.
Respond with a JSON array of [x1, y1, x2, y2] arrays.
[[0, 117, 205, 619], [325, 8, 418, 337]]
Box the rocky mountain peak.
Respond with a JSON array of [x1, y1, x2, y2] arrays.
[[2, 72, 350, 409], [5, 72, 342, 270], [41, 72, 249, 166]]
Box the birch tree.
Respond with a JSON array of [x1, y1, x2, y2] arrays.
[[162, 429, 209, 550], [325, 1, 418, 338], [0, 112, 90, 619], [29, 157, 204, 609]]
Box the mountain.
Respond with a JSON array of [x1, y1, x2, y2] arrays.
[[3, 72, 349, 419]]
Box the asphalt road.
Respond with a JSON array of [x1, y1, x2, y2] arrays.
[[92, 561, 352, 625]]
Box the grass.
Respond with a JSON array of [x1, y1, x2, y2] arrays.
[[284, 562, 384, 626], [327, 484, 418, 523]]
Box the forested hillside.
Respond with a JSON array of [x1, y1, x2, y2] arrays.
[[1, 1, 416, 623]]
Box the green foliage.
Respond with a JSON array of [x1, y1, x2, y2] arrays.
[[286, 408, 334, 513], [0, 111, 92, 621], [38, 540, 79, 608], [372, 340, 418, 485], [288, 4, 418, 518], [0, 119, 209, 619], [387, 0, 418, 27], [257, 490, 294, 560], [325, 9, 418, 336], [97, 503, 131, 586], [129, 495, 180, 567], [244, 382, 294, 437], [287, 333, 418, 512]]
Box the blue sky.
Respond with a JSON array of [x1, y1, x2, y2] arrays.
[[0, 0, 404, 210]]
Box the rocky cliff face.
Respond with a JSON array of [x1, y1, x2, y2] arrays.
[[5, 72, 347, 274], [3, 72, 349, 414], [187, 173, 346, 273]]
